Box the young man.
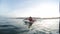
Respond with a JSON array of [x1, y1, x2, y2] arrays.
[[24, 16, 35, 28], [28, 16, 35, 28]]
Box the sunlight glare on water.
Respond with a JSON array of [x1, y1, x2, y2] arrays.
[[0, 18, 59, 34]]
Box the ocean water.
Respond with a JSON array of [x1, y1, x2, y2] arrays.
[[0, 18, 59, 34]]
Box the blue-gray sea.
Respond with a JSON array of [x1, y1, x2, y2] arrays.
[[0, 17, 59, 34]]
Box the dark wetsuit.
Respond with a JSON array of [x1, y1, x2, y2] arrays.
[[28, 17, 34, 28]]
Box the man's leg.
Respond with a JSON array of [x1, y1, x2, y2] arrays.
[[28, 23, 33, 28]]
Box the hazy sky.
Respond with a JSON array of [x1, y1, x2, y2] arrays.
[[0, 0, 59, 18]]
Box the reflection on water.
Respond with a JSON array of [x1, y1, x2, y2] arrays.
[[0, 18, 59, 34]]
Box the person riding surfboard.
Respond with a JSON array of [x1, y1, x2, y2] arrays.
[[24, 16, 35, 28], [28, 16, 34, 28]]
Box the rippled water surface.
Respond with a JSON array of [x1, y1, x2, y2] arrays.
[[0, 18, 59, 34]]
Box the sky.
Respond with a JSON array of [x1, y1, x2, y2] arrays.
[[0, 0, 59, 18]]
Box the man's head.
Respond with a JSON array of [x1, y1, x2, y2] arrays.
[[29, 16, 32, 18]]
